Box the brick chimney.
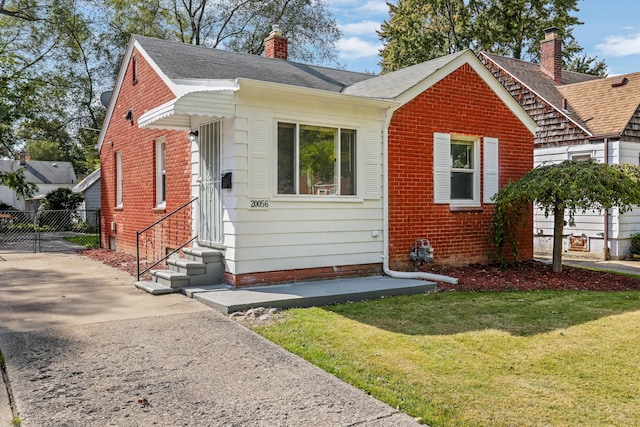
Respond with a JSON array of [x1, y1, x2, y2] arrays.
[[540, 27, 562, 84], [264, 24, 288, 60]]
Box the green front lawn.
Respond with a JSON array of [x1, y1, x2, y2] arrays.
[[254, 291, 640, 426]]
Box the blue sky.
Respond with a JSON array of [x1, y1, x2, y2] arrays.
[[327, 0, 640, 76]]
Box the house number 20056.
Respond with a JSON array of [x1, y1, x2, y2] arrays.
[[250, 199, 270, 208]]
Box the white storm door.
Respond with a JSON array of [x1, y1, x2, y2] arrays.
[[198, 120, 222, 245]]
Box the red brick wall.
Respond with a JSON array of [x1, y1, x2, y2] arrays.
[[226, 263, 383, 287], [388, 63, 533, 270], [100, 48, 194, 257]]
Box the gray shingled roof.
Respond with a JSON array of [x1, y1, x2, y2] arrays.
[[135, 35, 375, 93], [343, 50, 468, 99], [0, 160, 77, 185]]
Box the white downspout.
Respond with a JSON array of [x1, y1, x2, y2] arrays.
[[381, 112, 458, 285]]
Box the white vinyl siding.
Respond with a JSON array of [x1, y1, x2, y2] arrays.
[[213, 89, 387, 276], [248, 119, 269, 198]]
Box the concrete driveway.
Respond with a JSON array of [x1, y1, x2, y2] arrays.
[[0, 252, 419, 426]]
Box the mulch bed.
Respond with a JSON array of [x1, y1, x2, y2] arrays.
[[79, 249, 640, 292], [428, 260, 640, 292]]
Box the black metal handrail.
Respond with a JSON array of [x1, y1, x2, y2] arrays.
[[136, 197, 198, 281]]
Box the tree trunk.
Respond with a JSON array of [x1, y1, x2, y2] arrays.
[[552, 204, 565, 273]]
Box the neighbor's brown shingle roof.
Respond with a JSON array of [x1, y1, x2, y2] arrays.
[[558, 72, 640, 136], [481, 52, 640, 137]]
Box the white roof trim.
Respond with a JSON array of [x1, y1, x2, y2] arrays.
[[238, 78, 400, 109]]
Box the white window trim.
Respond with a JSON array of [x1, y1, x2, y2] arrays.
[[115, 150, 123, 208], [434, 132, 481, 207], [275, 121, 358, 198], [155, 138, 166, 208]]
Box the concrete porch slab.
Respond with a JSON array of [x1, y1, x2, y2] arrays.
[[194, 276, 437, 314]]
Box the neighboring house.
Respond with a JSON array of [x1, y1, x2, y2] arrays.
[[480, 27, 640, 260], [0, 157, 77, 211], [98, 29, 536, 287], [72, 168, 101, 211], [72, 168, 101, 226]]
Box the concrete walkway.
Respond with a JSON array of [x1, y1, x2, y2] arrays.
[[534, 255, 640, 276], [0, 252, 419, 427]]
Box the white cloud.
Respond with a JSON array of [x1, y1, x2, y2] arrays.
[[357, 0, 390, 15], [339, 20, 382, 36], [595, 33, 640, 57], [337, 37, 382, 59]]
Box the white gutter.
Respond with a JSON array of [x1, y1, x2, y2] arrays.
[[381, 111, 459, 285]]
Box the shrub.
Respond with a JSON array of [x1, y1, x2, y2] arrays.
[[630, 232, 640, 255]]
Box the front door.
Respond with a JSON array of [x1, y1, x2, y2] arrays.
[[198, 120, 222, 246]]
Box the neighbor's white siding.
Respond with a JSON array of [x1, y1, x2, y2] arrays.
[[534, 139, 640, 259]]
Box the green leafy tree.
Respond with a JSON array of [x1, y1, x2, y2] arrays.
[[379, 0, 606, 76], [0, 0, 106, 175], [378, 0, 471, 72], [0, 168, 37, 200], [2, 0, 340, 179], [100, 0, 341, 67], [40, 187, 84, 210], [491, 160, 640, 273]]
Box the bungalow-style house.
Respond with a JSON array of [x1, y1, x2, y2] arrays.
[[98, 29, 536, 289], [480, 27, 640, 260], [0, 156, 77, 211]]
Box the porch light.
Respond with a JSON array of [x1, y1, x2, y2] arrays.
[[189, 130, 199, 143]]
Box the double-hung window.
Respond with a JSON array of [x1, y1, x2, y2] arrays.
[[450, 139, 476, 201], [434, 133, 498, 206], [277, 122, 356, 196], [155, 139, 166, 207]]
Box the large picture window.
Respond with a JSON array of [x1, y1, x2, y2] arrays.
[[278, 122, 356, 196]]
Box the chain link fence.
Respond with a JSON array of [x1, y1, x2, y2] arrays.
[[0, 209, 100, 253]]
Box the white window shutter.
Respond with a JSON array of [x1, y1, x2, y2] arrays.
[[483, 137, 499, 203], [433, 132, 451, 204], [364, 130, 381, 199], [248, 120, 269, 197]]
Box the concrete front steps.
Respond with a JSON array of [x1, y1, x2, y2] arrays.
[[135, 247, 224, 295]]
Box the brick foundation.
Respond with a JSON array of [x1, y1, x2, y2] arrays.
[[224, 263, 384, 288]]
